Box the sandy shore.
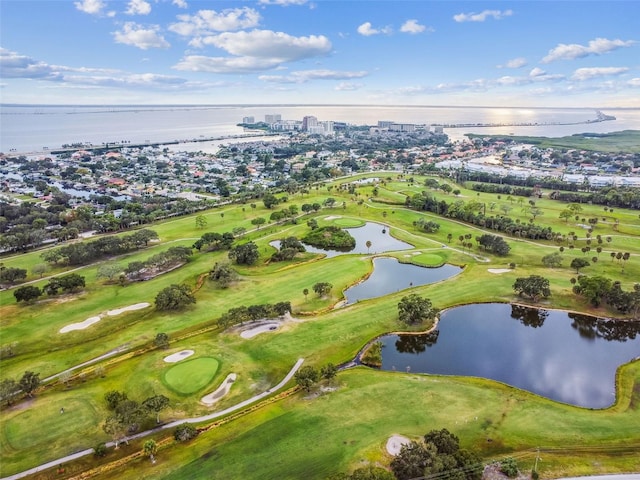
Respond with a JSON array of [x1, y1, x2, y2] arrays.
[[201, 373, 237, 406], [59, 302, 150, 333]]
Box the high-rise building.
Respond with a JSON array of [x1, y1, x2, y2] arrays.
[[302, 115, 318, 131], [242, 116, 255, 124], [265, 114, 282, 124]]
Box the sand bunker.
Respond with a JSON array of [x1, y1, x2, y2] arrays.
[[107, 302, 150, 316], [59, 302, 150, 333], [324, 215, 341, 220], [163, 350, 195, 363], [488, 268, 512, 274], [201, 373, 237, 406], [386, 435, 411, 455], [241, 322, 280, 339], [59, 316, 102, 333]]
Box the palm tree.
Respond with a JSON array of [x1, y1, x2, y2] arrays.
[[366, 240, 372, 253]]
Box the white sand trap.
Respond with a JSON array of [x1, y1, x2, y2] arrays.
[[107, 302, 150, 316], [59, 316, 102, 333], [324, 215, 342, 220], [241, 323, 280, 339], [386, 435, 411, 455], [201, 373, 237, 406], [163, 349, 195, 363], [488, 268, 512, 274]]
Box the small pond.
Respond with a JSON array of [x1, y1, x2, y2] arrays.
[[378, 303, 640, 408], [271, 222, 413, 258], [343, 257, 461, 305]]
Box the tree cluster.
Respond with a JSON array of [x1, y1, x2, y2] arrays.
[[572, 275, 640, 314], [217, 301, 291, 329], [0, 267, 27, 285], [406, 193, 555, 241], [102, 391, 169, 447], [294, 363, 337, 392], [125, 246, 192, 281], [398, 294, 438, 326], [390, 428, 483, 480], [192, 231, 235, 251], [302, 226, 356, 250], [513, 275, 551, 302], [0, 371, 40, 406], [155, 284, 196, 311], [271, 236, 306, 262], [209, 262, 238, 288], [228, 241, 260, 265], [413, 218, 440, 234], [41, 229, 158, 266]]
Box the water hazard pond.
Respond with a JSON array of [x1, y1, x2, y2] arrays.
[[378, 303, 640, 408], [343, 257, 461, 305]]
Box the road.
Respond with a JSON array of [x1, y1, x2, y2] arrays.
[[0, 358, 304, 480]]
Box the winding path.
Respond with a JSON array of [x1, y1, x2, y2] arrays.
[[0, 358, 304, 480]]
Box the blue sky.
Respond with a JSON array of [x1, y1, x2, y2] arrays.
[[1, 0, 639, 106]]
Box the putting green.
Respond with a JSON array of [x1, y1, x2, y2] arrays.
[[332, 217, 364, 228], [411, 253, 444, 267], [163, 357, 220, 395], [3, 397, 99, 450]]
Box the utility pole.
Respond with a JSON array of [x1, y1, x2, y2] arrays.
[[534, 447, 540, 473]]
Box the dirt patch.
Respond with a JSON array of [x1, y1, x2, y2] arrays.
[[201, 373, 237, 406], [386, 434, 411, 455]]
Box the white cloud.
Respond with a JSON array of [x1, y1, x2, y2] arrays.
[[400, 19, 426, 34], [259, 69, 368, 83], [169, 8, 261, 37], [194, 30, 331, 61], [628, 78, 640, 87], [453, 9, 513, 23], [498, 57, 527, 69], [335, 82, 363, 91], [258, 0, 308, 5], [74, 0, 106, 15], [542, 37, 635, 63], [571, 67, 629, 81], [173, 55, 283, 74], [172, 0, 188, 8], [357, 22, 392, 36], [112, 23, 170, 50], [529, 67, 546, 77], [125, 0, 151, 15], [0, 48, 63, 80]]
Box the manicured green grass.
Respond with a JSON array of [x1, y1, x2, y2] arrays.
[[162, 357, 220, 395], [332, 217, 365, 228], [1, 172, 640, 479]]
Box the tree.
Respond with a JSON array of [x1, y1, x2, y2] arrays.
[[209, 262, 238, 288], [513, 275, 551, 302], [229, 242, 259, 265], [195, 214, 207, 229], [570, 257, 590, 274], [154, 332, 170, 349], [313, 282, 333, 297], [541, 252, 563, 268], [105, 390, 128, 410], [303, 288, 309, 300], [391, 441, 432, 480], [366, 240, 372, 253], [174, 423, 198, 442], [103, 415, 128, 448], [143, 394, 170, 423], [0, 379, 19, 406], [294, 365, 319, 392], [398, 294, 438, 326], [251, 217, 266, 229], [143, 439, 158, 463], [500, 457, 519, 477], [263, 192, 279, 209], [19, 371, 40, 398], [14, 285, 42, 303], [0, 267, 27, 285], [155, 284, 196, 311], [96, 263, 122, 282], [424, 428, 460, 455], [31, 263, 47, 278], [320, 363, 337, 382]]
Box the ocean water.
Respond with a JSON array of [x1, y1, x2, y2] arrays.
[[1, 104, 639, 153]]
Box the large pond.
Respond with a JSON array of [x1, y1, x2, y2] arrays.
[[378, 303, 640, 409], [343, 257, 461, 305], [271, 221, 413, 258]]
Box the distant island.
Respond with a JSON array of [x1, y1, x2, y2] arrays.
[[432, 109, 615, 128]]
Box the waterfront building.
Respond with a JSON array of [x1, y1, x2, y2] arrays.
[[265, 114, 282, 124], [242, 116, 255, 124], [302, 115, 318, 131]]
